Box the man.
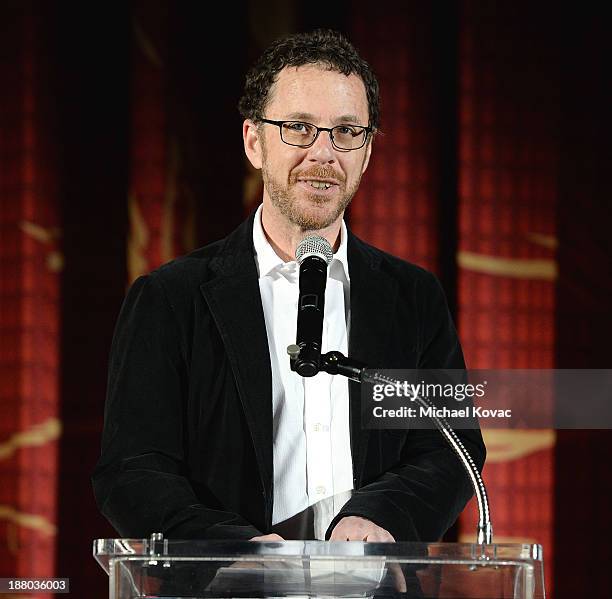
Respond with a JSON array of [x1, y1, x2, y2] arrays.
[[93, 29, 485, 543]]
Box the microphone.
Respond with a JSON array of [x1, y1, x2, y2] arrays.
[[290, 235, 334, 377]]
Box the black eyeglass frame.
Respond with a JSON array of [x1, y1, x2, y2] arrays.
[[259, 118, 373, 151]]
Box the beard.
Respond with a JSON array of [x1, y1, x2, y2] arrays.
[[261, 159, 362, 231]]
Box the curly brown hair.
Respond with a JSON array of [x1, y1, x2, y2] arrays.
[[238, 29, 380, 131]]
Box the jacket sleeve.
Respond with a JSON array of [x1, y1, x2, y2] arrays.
[[326, 272, 486, 542], [92, 273, 262, 540]]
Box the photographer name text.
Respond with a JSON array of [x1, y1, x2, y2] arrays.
[[372, 406, 512, 419]]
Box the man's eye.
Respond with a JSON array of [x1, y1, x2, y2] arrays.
[[336, 126, 358, 136], [285, 122, 308, 133]]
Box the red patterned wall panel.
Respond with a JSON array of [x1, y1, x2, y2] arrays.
[[349, 4, 443, 271], [456, 2, 559, 594], [0, 3, 60, 584]]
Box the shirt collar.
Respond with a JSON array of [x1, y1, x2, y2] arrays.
[[252, 204, 350, 282]]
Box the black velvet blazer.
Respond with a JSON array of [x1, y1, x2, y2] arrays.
[[92, 213, 485, 541]]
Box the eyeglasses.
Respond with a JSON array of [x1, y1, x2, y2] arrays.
[[260, 119, 372, 151]]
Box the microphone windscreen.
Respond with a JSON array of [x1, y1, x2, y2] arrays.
[[295, 235, 333, 265]]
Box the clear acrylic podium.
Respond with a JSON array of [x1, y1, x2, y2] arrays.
[[94, 537, 544, 598]]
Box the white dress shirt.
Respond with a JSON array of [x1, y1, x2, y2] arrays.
[[252, 204, 354, 531]]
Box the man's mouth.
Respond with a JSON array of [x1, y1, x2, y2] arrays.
[[298, 179, 338, 190]]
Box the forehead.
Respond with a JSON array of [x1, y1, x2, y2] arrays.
[[266, 64, 369, 124]]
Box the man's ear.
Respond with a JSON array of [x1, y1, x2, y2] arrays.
[[361, 136, 373, 174], [243, 119, 263, 170]]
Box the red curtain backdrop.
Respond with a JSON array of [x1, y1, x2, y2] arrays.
[[0, 3, 60, 583]]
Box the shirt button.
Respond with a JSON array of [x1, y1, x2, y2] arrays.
[[316, 485, 326, 495]]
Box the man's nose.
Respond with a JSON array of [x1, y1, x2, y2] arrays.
[[307, 130, 336, 163]]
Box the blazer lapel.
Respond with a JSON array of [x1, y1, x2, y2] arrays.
[[347, 232, 398, 483], [199, 215, 274, 519]]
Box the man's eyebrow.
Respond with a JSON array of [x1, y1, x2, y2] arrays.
[[333, 114, 362, 124], [283, 112, 317, 122]]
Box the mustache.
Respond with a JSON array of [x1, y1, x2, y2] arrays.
[[290, 166, 345, 184]]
